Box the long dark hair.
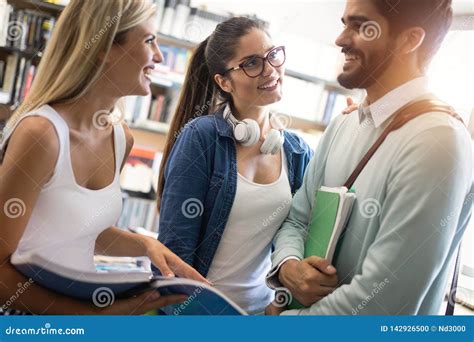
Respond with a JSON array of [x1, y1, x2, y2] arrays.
[[157, 17, 268, 209]]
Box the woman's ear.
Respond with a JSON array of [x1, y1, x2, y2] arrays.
[[214, 74, 233, 94], [99, 44, 119, 66], [97, 50, 110, 66]]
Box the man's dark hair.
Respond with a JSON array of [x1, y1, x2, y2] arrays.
[[371, 0, 453, 68]]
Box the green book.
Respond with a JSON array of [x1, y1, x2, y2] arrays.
[[288, 186, 356, 309]]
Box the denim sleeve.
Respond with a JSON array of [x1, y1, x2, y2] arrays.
[[158, 123, 210, 267], [302, 144, 314, 176]]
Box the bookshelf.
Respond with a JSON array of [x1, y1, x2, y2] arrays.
[[0, 0, 362, 145], [0, 45, 43, 58], [0, 0, 362, 233], [156, 32, 197, 50], [8, 0, 64, 14]]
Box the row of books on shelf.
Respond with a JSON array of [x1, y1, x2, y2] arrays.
[[156, 1, 341, 84], [155, 0, 233, 43], [117, 146, 163, 233], [0, 54, 36, 105], [120, 146, 162, 195], [122, 76, 352, 132], [117, 194, 159, 233], [0, 1, 56, 51], [157, 43, 191, 76], [124, 88, 180, 128]]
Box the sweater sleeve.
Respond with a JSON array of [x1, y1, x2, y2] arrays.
[[282, 125, 473, 315], [266, 138, 326, 288]]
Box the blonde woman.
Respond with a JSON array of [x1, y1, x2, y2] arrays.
[[0, 0, 207, 315]]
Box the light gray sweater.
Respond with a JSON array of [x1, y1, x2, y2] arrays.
[[269, 81, 473, 315]]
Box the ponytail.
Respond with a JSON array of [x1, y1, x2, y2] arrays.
[[157, 17, 268, 210], [157, 38, 216, 209]]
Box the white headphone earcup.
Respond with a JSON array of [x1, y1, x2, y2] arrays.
[[238, 119, 260, 147], [260, 129, 284, 155], [234, 122, 249, 143]]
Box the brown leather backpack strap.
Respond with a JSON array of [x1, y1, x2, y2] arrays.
[[344, 99, 464, 189]]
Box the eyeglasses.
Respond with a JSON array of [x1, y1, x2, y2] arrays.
[[223, 46, 286, 78]]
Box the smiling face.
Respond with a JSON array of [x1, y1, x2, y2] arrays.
[[102, 17, 163, 97], [335, 0, 396, 89], [215, 28, 285, 111]]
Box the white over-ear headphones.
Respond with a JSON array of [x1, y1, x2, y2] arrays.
[[223, 105, 285, 155]]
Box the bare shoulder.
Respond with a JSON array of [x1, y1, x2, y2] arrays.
[[2, 116, 59, 180]]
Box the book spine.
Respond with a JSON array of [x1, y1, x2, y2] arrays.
[[22, 64, 36, 99], [0, 60, 5, 88], [1, 54, 18, 104]]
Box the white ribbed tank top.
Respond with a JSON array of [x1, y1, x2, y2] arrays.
[[4, 105, 125, 272]]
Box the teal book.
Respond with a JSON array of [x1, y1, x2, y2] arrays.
[[288, 186, 356, 309]]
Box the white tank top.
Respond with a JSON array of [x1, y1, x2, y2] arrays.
[[3, 105, 125, 272], [206, 150, 292, 314]]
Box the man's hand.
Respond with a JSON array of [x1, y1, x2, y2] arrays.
[[342, 97, 359, 114], [278, 257, 338, 307], [265, 302, 286, 316]]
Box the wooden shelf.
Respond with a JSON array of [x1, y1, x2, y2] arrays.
[[130, 126, 168, 151], [130, 120, 170, 135], [285, 68, 354, 95], [149, 72, 185, 88], [0, 46, 43, 59], [157, 33, 197, 51], [8, 0, 65, 14]]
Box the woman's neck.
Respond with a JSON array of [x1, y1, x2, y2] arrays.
[[52, 87, 119, 131], [231, 102, 270, 130]]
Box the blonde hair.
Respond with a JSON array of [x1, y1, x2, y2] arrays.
[[4, 0, 156, 133]]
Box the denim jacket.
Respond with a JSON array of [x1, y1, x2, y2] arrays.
[[157, 109, 314, 277]]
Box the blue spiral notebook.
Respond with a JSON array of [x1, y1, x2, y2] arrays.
[[11, 252, 247, 315]]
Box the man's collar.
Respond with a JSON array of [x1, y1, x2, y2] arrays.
[[359, 76, 430, 128]]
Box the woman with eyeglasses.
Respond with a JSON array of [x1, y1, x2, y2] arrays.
[[156, 17, 313, 314]]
